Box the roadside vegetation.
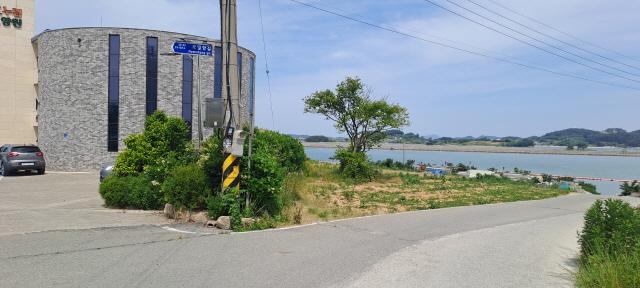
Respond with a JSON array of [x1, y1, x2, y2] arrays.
[[279, 161, 568, 224], [620, 180, 640, 196], [575, 199, 640, 287], [99, 77, 575, 232], [99, 111, 306, 231], [290, 76, 568, 223]]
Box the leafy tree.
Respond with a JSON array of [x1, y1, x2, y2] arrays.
[[576, 143, 588, 150], [304, 77, 409, 152], [542, 174, 554, 183], [385, 129, 404, 137], [503, 139, 535, 147]]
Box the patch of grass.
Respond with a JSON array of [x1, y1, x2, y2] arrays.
[[399, 173, 422, 186], [281, 160, 567, 225], [318, 210, 329, 219], [575, 248, 640, 288], [341, 190, 356, 201]]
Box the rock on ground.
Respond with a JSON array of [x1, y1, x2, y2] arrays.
[[215, 216, 231, 230]]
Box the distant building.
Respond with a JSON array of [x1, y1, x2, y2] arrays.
[[459, 170, 495, 178]]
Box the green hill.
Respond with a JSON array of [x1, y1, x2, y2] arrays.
[[539, 128, 640, 147]]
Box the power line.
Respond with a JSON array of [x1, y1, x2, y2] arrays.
[[290, 0, 517, 63], [287, 0, 640, 91], [259, 0, 276, 130], [485, 0, 640, 64], [463, 0, 640, 73], [423, 0, 640, 84]]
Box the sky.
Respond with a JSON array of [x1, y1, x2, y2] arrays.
[[36, 0, 640, 138]]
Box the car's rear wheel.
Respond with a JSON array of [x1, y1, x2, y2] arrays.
[[37, 168, 45, 175], [0, 162, 10, 176]]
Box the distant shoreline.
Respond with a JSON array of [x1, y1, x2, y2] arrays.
[[302, 142, 640, 157]]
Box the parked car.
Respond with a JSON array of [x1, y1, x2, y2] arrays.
[[0, 144, 46, 176], [100, 163, 114, 182]]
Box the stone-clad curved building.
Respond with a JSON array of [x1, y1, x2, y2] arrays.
[[32, 27, 256, 171]]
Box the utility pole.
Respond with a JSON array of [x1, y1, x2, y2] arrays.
[[220, 0, 244, 191]]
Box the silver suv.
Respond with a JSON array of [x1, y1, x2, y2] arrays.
[[0, 144, 46, 176]]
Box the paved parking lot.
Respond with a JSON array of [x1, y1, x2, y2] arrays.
[[0, 172, 168, 236]]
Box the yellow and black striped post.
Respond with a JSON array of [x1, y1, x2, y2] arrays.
[[222, 152, 241, 190]]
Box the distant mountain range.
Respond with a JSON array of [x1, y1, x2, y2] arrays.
[[533, 128, 640, 147], [293, 128, 640, 148]]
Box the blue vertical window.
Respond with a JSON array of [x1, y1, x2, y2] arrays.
[[145, 37, 158, 115], [249, 57, 255, 117], [182, 56, 193, 139], [107, 35, 120, 152], [214, 46, 222, 98], [237, 52, 243, 96]]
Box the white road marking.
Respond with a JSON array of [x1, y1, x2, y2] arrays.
[[161, 226, 198, 234]]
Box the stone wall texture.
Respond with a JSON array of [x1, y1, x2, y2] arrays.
[[34, 27, 255, 171]]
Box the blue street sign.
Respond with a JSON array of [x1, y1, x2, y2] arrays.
[[172, 42, 213, 56]]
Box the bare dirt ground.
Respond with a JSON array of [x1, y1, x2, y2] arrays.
[[0, 171, 168, 236], [303, 142, 640, 157]]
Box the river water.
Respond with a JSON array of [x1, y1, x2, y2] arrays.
[[305, 147, 640, 196]]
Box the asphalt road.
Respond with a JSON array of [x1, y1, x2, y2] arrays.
[[2, 193, 635, 288], [0, 172, 168, 236]]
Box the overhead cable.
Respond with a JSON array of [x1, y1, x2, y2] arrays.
[[287, 0, 640, 91]]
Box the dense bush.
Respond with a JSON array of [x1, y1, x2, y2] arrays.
[[576, 199, 640, 287], [242, 147, 286, 215], [162, 164, 207, 210], [199, 133, 225, 191], [374, 158, 416, 171], [578, 182, 599, 194], [620, 180, 640, 196], [333, 149, 377, 182], [451, 163, 476, 173], [99, 175, 161, 209], [100, 111, 195, 210], [206, 193, 239, 220], [248, 129, 306, 173], [113, 111, 194, 181], [579, 199, 640, 260], [200, 130, 306, 217]]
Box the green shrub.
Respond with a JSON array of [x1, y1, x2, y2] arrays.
[[206, 194, 225, 220], [162, 164, 207, 210], [577, 200, 640, 287], [575, 248, 640, 288], [242, 148, 286, 215], [579, 199, 640, 261], [113, 111, 194, 181], [99, 175, 160, 209], [333, 149, 377, 182], [247, 129, 306, 173], [239, 129, 306, 217], [620, 180, 640, 196], [578, 182, 599, 195], [206, 193, 239, 220], [99, 176, 131, 208], [199, 133, 225, 192]]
